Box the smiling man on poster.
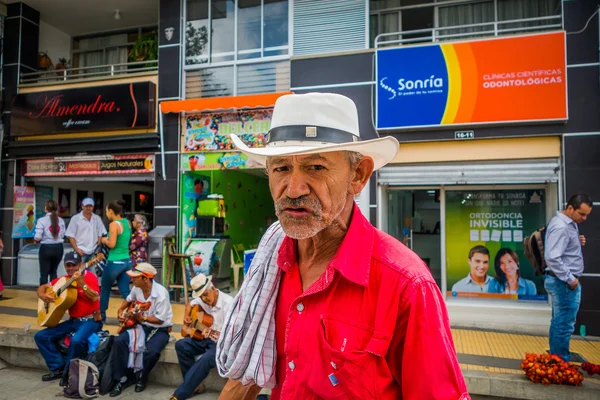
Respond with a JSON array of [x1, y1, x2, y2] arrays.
[[451, 246, 492, 293]]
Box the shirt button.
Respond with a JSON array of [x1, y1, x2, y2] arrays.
[[288, 361, 295, 371], [296, 302, 305, 313]]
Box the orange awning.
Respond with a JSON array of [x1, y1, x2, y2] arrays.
[[160, 91, 293, 114]]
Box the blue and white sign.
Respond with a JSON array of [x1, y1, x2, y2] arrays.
[[376, 45, 450, 130]]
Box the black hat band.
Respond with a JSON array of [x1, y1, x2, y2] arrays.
[[267, 125, 359, 145]]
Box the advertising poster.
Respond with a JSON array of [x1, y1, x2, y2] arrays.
[[12, 186, 36, 239], [376, 32, 567, 129], [446, 189, 547, 301], [181, 174, 211, 246], [58, 188, 71, 218], [183, 110, 271, 152], [181, 152, 262, 171], [35, 186, 54, 219], [184, 239, 219, 276]]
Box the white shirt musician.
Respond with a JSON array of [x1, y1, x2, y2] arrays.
[[170, 274, 233, 400], [108, 263, 173, 397]]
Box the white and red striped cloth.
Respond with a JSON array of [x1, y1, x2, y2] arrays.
[[216, 222, 285, 389]]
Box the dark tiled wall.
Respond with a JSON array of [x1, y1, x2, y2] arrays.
[[155, 0, 183, 231], [1, 2, 39, 284]]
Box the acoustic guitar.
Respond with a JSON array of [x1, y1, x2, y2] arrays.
[[117, 301, 152, 334], [37, 254, 104, 328], [181, 305, 220, 342]]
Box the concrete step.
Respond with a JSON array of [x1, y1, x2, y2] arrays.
[[0, 327, 227, 392]]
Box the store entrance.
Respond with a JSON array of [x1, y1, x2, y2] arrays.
[[28, 178, 155, 228], [387, 189, 442, 288]]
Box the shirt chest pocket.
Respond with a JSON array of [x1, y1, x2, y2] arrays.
[[307, 315, 393, 400]]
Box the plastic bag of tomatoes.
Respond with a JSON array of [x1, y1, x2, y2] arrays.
[[520, 353, 584, 386]]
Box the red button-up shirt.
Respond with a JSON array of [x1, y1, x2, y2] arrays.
[[51, 271, 100, 318], [271, 206, 469, 400]]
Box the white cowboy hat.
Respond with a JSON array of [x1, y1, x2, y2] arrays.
[[230, 93, 399, 170], [190, 273, 213, 299]]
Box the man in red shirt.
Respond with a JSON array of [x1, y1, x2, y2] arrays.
[[34, 251, 102, 386], [218, 93, 470, 399]]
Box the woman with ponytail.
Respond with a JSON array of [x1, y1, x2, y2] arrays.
[[34, 200, 66, 285], [99, 200, 132, 321]]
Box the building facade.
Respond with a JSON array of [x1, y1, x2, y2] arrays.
[[1, 0, 598, 336]]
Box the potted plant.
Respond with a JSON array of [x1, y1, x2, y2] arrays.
[[128, 31, 158, 67], [55, 58, 70, 70], [38, 52, 52, 70]]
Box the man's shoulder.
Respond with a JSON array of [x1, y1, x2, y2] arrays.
[[84, 271, 99, 284], [69, 213, 82, 222], [452, 276, 471, 288], [152, 282, 171, 300], [371, 228, 436, 285]]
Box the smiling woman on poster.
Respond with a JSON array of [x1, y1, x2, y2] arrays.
[[488, 248, 537, 295]]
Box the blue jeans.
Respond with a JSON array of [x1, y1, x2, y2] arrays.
[[544, 275, 582, 362], [174, 338, 217, 400], [34, 318, 103, 374], [100, 259, 132, 321]]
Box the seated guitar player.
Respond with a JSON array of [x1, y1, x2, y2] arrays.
[[170, 274, 233, 400], [34, 251, 102, 386], [108, 263, 173, 397]]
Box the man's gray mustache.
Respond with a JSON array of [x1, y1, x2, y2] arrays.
[[275, 197, 322, 215]]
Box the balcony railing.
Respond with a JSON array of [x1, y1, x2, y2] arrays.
[[19, 60, 158, 85], [375, 15, 562, 48]]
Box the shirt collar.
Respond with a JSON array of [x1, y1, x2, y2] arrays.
[[149, 282, 160, 299], [557, 211, 575, 225], [467, 273, 490, 284], [277, 203, 374, 287]]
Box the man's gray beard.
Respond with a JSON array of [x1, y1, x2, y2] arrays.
[[275, 196, 349, 240]]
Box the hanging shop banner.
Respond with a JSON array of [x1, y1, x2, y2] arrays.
[[11, 82, 156, 136], [181, 152, 262, 171], [446, 189, 548, 301], [376, 32, 567, 130], [24, 154, 155, 176], [12, 186, 36, 239], [183, 109, 271, 152]]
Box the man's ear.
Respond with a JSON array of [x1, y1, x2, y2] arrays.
[[349, 156, 374, 196]]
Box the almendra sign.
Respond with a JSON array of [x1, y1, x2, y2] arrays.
[[11, 82, 156, 136]]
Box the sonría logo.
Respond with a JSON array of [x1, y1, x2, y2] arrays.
[[398, 75, 443, 91], [380, 75, 445, 99]]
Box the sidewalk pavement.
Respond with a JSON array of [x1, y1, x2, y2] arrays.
[[2, 288, 600, 399], [0, 366, 220, 400]]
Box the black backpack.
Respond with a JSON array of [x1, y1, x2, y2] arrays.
[[87, 334, 115, 395], [523, 226, 547, 276], [63, 358, 100, 399]]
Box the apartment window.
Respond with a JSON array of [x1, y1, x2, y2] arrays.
[[370, 0, 562, 48], [73, 27, 157, 70], [186, 0, 289, 65], [186, 60, 290, 98]]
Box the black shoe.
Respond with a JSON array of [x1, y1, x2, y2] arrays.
[[134, 379, 147, 393], [59, 374, 68, 387], [109, 382, 125, 397], [41, 370, 63, 382]]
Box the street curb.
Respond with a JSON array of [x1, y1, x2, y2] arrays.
[[465, 370, 600, 400]]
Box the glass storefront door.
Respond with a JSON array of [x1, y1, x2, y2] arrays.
[[387, 189, 442, 288]]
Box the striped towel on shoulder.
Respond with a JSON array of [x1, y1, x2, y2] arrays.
[[216, 222, 286, 388]]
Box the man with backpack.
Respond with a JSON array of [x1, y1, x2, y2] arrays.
[[544, 194, 593, 362]]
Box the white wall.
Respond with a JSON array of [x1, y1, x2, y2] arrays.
[[39, 21, 71, 67]]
